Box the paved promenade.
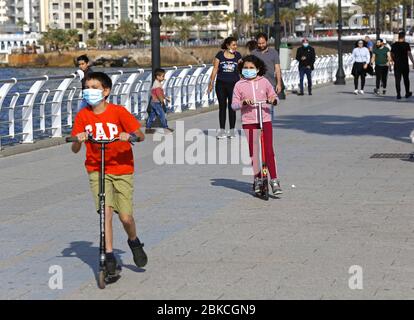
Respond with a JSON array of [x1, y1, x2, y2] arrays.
[[1, 73, 414, 299]]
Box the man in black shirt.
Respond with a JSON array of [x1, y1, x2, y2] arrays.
[[295, 38, 316, 96], [391, 31, 414, 99]]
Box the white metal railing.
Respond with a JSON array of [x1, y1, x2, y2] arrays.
[[0, 65, 216, 149], [0, 55, 355, 149]]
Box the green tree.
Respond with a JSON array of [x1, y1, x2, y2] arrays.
[[322, 3, 338, 30], [191, 12, 208, 41], [117, 19, 141, 45], [239, 13, 253, 38], [287, 9, 298, 37], [280, 8, 290, 38], [301, 4, 320, 36], [176, 20, 192, 45], [209, 12, 224, 40]]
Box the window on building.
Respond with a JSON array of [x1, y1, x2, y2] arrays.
[[76, 23, 82, 28], [174, 2, 179, 7], [64, 23, 71, 29], [64, 3, 70, 9], [52, 3, 59, 10], [87, 2, 94, 9], [76, 2, 82, 9], [89, 23, 94, 29], [88, 12, 94, 19], [64, 13, 70, 19], [76, 13, 82, 19]]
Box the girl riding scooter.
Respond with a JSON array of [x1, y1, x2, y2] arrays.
[[232, 55, 282, 196]]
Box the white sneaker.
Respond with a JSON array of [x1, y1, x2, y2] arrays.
[[216, 129, 227, 139], [359, 90, 364, 94], [354, 90, 359, 95], [228, 129, 237, 139]]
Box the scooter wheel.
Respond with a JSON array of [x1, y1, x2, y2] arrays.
[[262, 181, 269, 201], [98, 270, 106, 289]]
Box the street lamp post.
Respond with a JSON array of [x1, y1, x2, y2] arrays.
[[335, 0, 346, 85], [274, 0, 281, 51], [150, 0, 161, 81], [375, 0, 381, 39]]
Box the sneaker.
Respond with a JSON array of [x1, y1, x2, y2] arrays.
[[397, 94, 402, 100], [216, 129, 227, 139], [253, 177, 262, 194], [105, 253, 120, 276], [354, 90, 359, 95], [297, 92, 304, 96], [374, 88, 379, 95], [382, 89, 386, 95], [405, 92, 412, 98], [308, 92, 312, 96], [163, 127, 174, 134], [128, 238, 148, 268], [270, 179, 283, 195], [145, 128, 156, 134], [228, 129, 237, 139], [359, 90, 364, 95]]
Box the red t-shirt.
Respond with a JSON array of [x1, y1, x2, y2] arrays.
[[71, 103, 141, 174]]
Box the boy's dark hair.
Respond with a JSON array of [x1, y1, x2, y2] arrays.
[[76, 54, 89, 63], [154, 68, 166, 78], [398, 31, 406, 39], [256, 32, 268, 42], [354, 39, 366, 48], [221, 36, 238, 50], [84, 72, 112, 95], [246, 40, 258, 52], [238, 55, 267, 77]]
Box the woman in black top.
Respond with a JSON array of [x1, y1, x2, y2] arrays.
[[208, 37, 242, 139]]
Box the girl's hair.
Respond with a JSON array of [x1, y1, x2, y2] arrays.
[[238, 55, 267, 77], [355, 39, 366, 48], [221, 36, 238, 50]]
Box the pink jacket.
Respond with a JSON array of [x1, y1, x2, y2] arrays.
[[231, 76, 278, 125]]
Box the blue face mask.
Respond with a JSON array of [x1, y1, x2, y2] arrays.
[[303, 43, 309, 48], [83, 89, 104, 106], [242, 68, 257, 79]]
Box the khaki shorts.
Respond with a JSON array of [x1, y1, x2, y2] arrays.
[[88, 172, 134, 215]]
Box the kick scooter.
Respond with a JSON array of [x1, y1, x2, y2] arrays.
[[66, 133, 140, 289], [253, 100, 277, 201]]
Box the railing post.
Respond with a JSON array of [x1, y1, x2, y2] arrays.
[[120, 70, 143, 112], [50, 75, 76, 138], [22, 77, 47, 143]]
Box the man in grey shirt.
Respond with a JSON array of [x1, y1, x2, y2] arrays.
[[251, 32, 283, 95]]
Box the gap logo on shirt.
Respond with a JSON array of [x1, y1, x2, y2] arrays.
[[85, 122, 119, 140]]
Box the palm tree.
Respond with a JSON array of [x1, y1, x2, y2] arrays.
[[322, 3, 338, 30], [176, 20, 192, 45], [117, 19, 141, 45], [239, 13, 253, 38], [225, 12, 237, 35], [280, 8, 290, 38], [301, 4, 320, 36], [256, 16, 272, 36], [209, 12, 224, 40], [400, 0, 411, 30], [191, 12, 207, 41], [381, 0, 400, 32], [287, 9, 298, 37]]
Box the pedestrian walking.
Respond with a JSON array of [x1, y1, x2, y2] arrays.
[[208, 37, 242, 139], [295, 38, 316, 96], [371, 39, 392, 96], [391, 31, 414, 99], [351, 40, 371, 95]]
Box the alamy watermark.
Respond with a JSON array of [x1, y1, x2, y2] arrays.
[[151, 121, 267, 176]]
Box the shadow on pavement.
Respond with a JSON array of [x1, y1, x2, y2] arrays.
[[210, 178, 253, 195], [273, 114, 414, 143], [60, 241, 145, 284]]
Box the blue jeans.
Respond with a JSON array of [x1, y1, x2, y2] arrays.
[[299, 67, 312, 94], [146, 102, 168, 128]]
